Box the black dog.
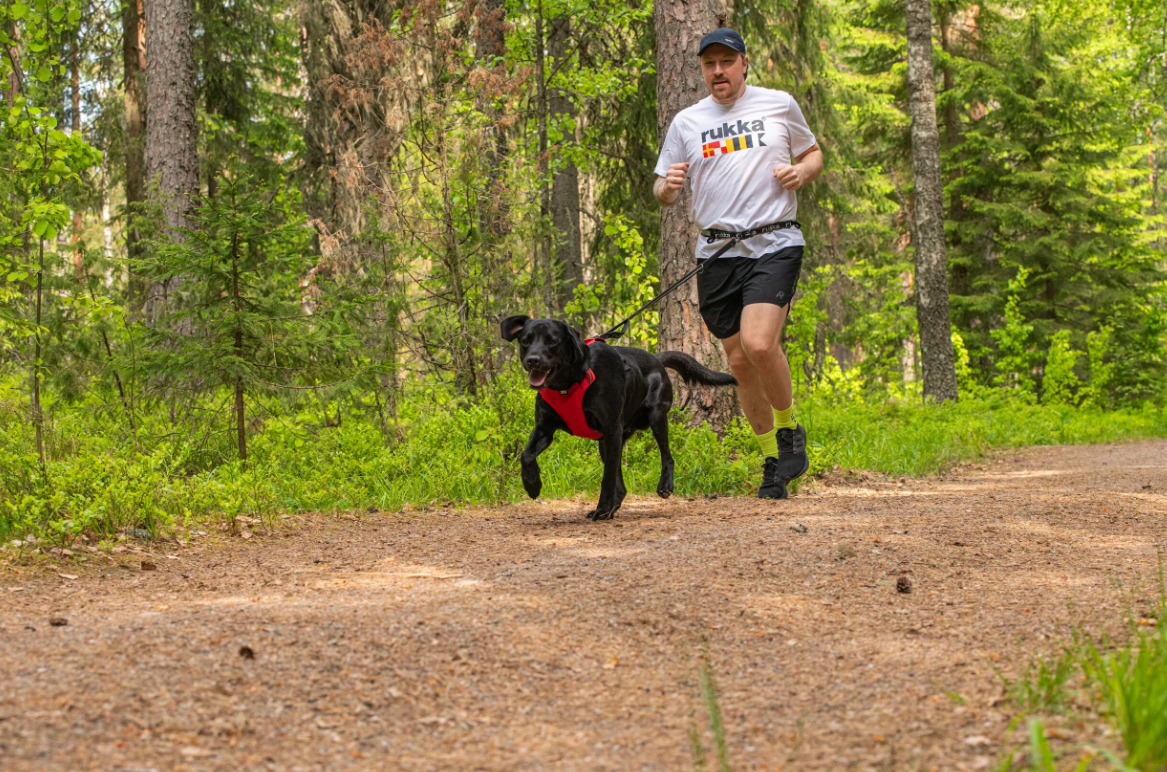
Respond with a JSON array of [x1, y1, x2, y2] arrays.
[[501, 315, 737, 521]]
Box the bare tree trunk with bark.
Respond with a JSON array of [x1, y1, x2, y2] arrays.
[[71, 44, 84, 280], [905, 0, 958, 402], [474, 0, 509, 239], [654, 0, 737, 430], [144, 0, 198, 326], [124, 0, 147, 313], [549, 16, 583, 315]]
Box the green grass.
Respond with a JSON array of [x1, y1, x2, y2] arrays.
[[690, 640, 733, 772], [1000, 648, 1078, 714], [1, 367, 1166, 544], [1006, 566, 1167, 771]]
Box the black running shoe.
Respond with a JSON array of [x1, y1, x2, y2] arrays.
[[774, 424, 810, 482], [758, 457, 789, 499]]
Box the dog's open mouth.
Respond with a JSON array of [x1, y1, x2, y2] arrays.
[[527, 369, 551, 388]]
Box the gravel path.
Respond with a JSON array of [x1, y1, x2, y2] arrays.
[[2, 440, 1166, 771]]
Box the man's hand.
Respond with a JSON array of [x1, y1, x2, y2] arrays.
[[655, 162, 689, 206], [772, 164, 807, 191], [773, 144, 823, 191]]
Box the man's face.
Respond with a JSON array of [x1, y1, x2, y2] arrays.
[[700, 44, 748, 102]]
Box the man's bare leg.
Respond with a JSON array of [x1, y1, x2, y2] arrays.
[[721, 302, 792, 434], [722, 302, 806, 498]]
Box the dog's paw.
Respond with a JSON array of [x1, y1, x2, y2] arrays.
[[656, 481, 673, 499], [587, 508, 616, 521]]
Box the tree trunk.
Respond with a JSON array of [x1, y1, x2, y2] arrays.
[[654, 0, 737, 430], [534, 0, 553, 311], [144, 0, 198, 325], [549, 16, 583, 315], [123, 0, 147, 313], [32, 240, 44, 467], [905, 0, 959, 402], [71, 44, 84, 280], [474, 0, 509, 238]]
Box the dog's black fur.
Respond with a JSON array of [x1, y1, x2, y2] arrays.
[[501, 315, 738, 521]]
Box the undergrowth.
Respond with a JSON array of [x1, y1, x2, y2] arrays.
[[1002, 564, 1167, 771], [1, 366, 1166, 546]]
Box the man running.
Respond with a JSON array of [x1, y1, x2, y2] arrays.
[[653, 28, 823, 499]]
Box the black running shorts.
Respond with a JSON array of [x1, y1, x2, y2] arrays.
[[696, 245, 804, 340]]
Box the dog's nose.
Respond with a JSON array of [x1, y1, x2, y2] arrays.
[[524, 355, 540, 369]]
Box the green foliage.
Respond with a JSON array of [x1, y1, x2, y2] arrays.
[[566, 215, 659, 347], [953, 330, 977, 395], [139, 168, 360, 459], [1080, 601, 1167, 770], [4, 376, 1167, 544], [0, 0, 100, 341], [1042, 331, 1081, 406], [1002, 648, 1078, 714], [689, 640, 733, 772], [1006, 567, 1167, 771], [992, 268, 1038, 392], [1026, 720, 1094, 772], [1082, 327, 1116, 410]]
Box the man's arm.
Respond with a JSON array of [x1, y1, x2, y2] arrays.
[[655, 162, 690, 207], [773, 143, 823, 191]]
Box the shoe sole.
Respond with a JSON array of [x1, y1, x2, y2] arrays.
[[758, 484, 788, 500]]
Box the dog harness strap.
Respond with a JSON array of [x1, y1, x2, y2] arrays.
[[538, 340, 604, 439], [700, 219, 801, 245]]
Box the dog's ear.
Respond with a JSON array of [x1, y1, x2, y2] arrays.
[[501, 315, 530, 342], [564, 324, 588, 365]]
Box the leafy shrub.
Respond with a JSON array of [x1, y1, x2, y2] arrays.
[[1042, 330, 1081, 406]]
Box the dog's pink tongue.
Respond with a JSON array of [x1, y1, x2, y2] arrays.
[[528, 371, 547, 388]]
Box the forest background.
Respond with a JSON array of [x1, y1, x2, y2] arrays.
[[0, 0, 1165, 543]]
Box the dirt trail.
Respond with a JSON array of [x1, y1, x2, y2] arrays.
[[2, 441, 1167, 772]]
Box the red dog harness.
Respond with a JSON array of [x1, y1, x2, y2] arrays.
[[538, 339, 604, 439]]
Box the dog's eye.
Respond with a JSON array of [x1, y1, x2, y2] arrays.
[[520, 336, 532, 346], [547, 338, 558, 346]]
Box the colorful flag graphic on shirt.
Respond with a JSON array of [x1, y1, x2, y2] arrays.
[[702, 134, 754, 158]]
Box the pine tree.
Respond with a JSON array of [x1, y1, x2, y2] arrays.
[[140, 169, 357, 462]]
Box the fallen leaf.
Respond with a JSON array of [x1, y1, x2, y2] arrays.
[[240, 528, 253, 540], [141, 560, 157, 571], [57, 573, 78, 580], [603, 656, 618, 670], [49, 617, 68, 627], [964, 735, 992, 747]]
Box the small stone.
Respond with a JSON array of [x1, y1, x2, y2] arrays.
[[789, 523, 808, 534], [49, 617, 68, 627], [239, 645, 255, 660], [897, 576, 913, 594], [141, 560, 157, 571], [834, 544, 857, 561]]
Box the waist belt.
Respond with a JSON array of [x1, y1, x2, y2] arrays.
[[701, 220, 801, 245]]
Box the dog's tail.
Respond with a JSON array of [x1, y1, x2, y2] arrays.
[[656, 351, 738, 387]]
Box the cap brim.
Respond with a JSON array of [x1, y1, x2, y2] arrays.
[[698, 39, 745, 55]]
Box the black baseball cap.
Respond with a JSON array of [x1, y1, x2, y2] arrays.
[[698, 28, 747, 56]]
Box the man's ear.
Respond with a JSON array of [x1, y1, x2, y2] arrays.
[[501, 315, 530, 342]]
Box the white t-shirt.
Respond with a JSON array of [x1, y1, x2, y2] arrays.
[[654, 85, 817, 259]]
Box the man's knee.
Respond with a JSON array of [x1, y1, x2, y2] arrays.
[[741, 332, 784, 366]]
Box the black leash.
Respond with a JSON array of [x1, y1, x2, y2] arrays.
[[596, 220, 800, 341]]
